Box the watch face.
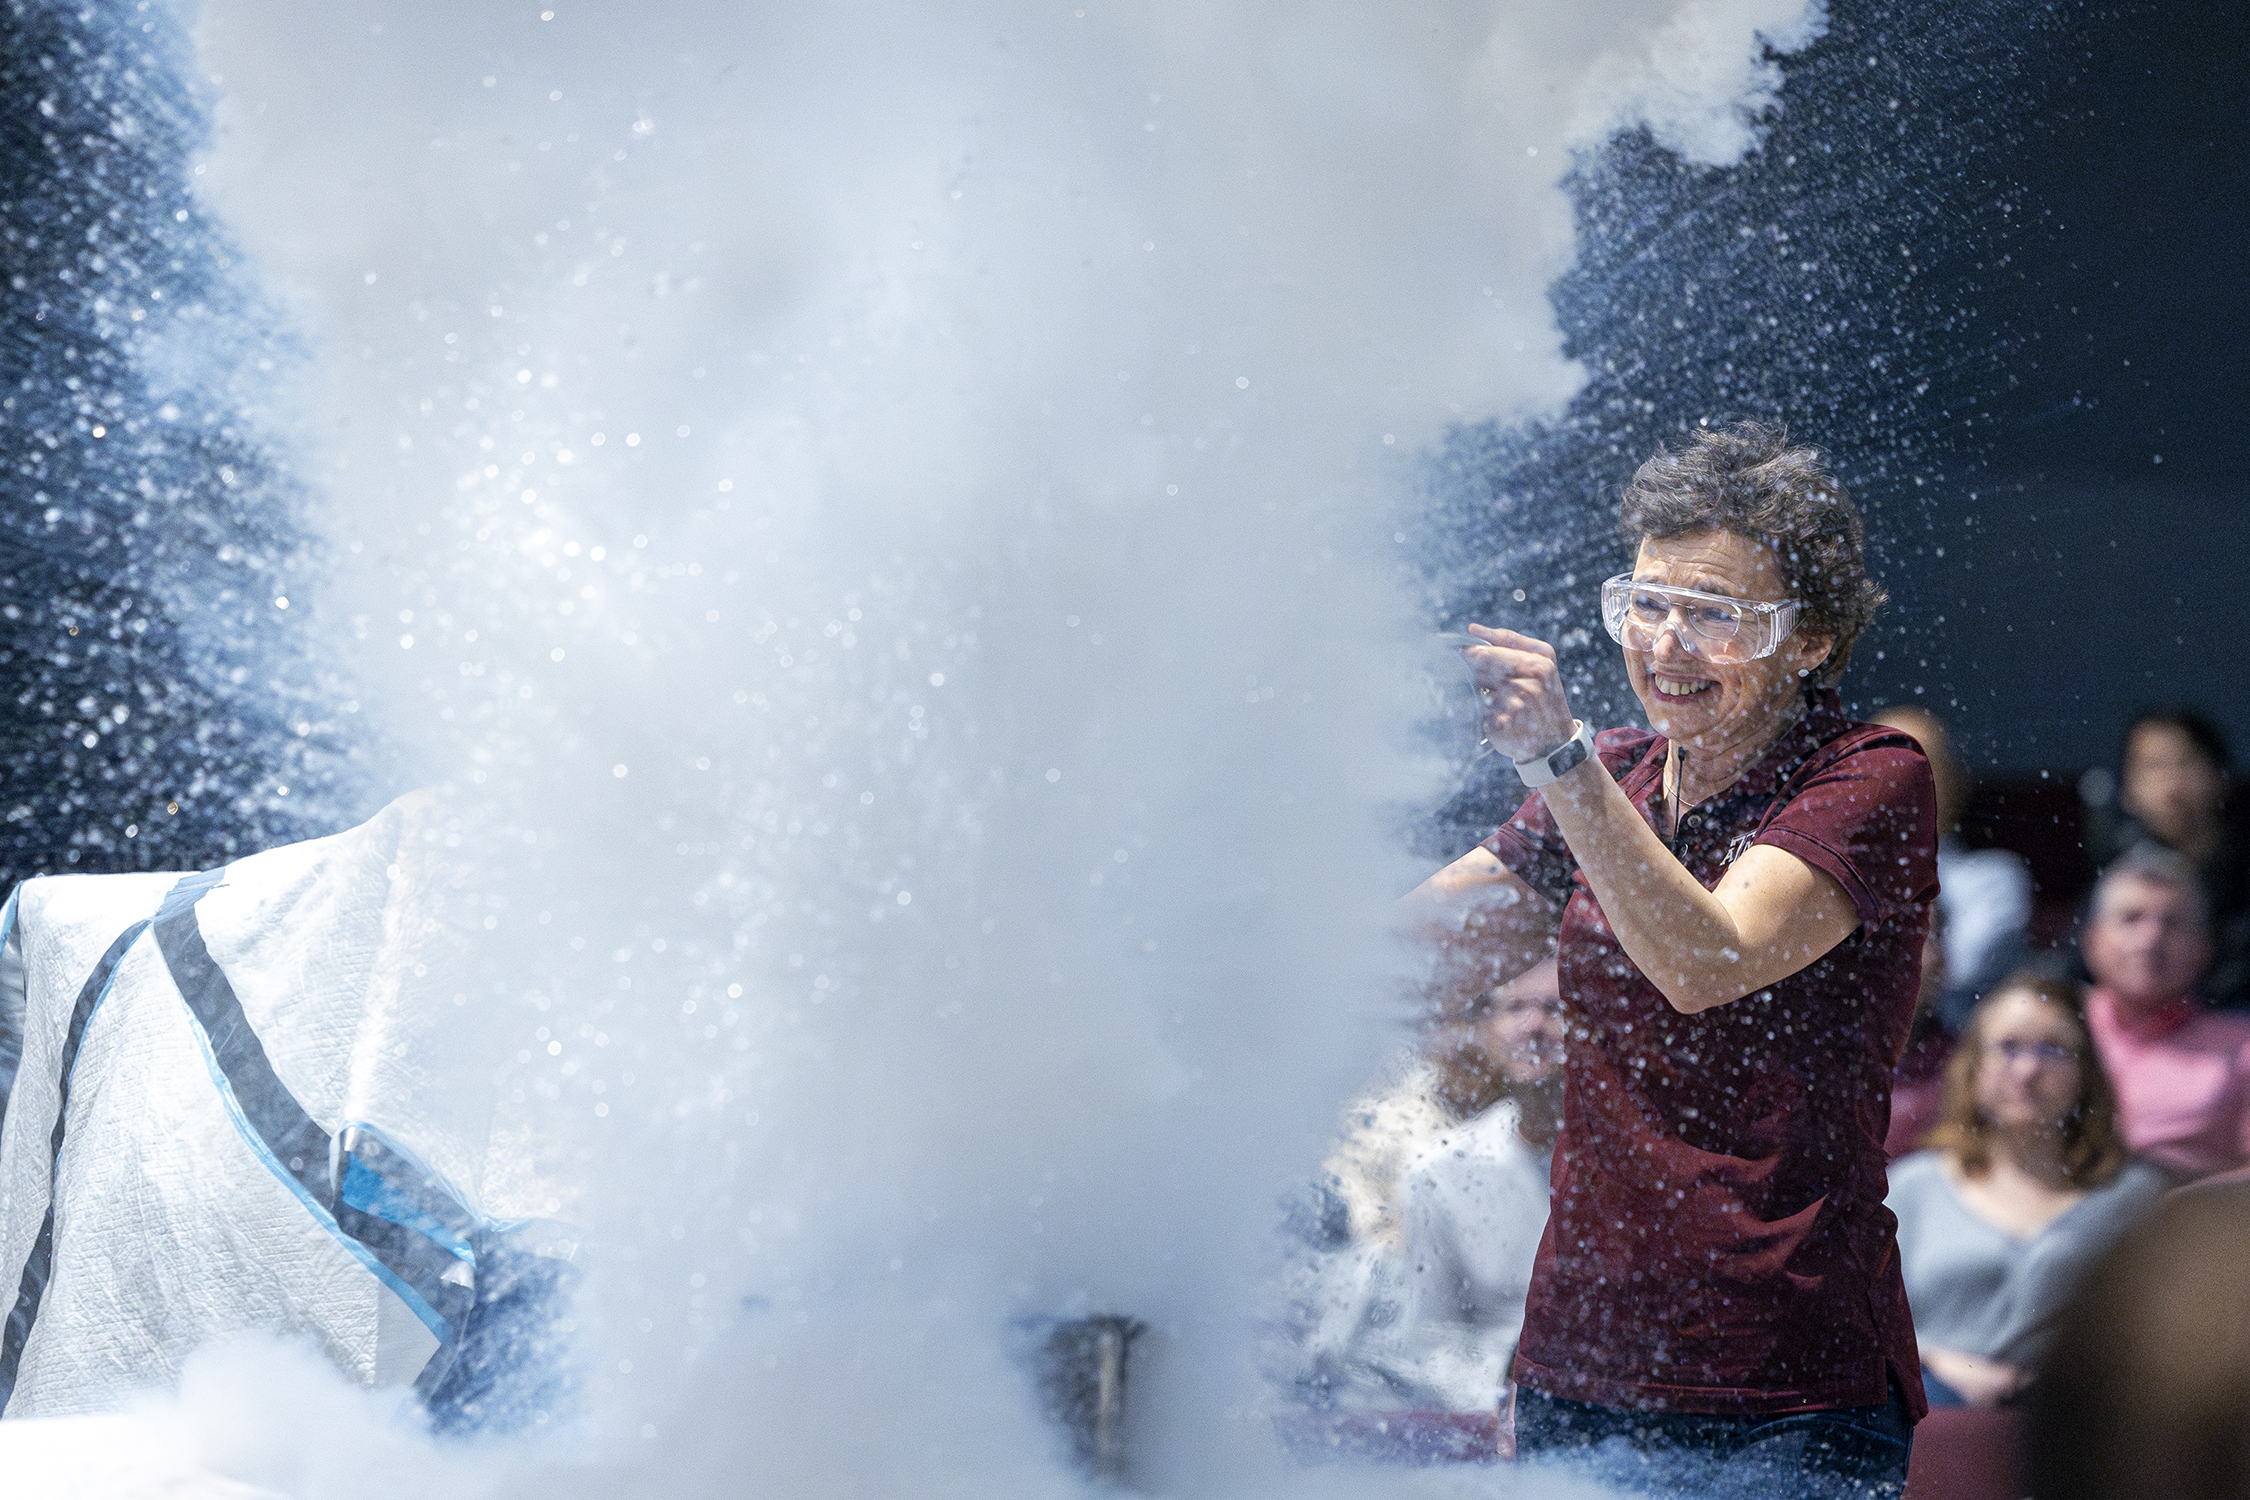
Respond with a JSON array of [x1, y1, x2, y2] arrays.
[[1518, 726, 1587, 787]]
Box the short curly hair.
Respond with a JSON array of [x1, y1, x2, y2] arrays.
[[1616, 421, 1885, 688]]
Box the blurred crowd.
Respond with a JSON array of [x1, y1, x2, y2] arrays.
[[1277, 702, 2250, 1495]]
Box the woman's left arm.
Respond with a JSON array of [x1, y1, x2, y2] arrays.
[[1466, 625, 1858, 1015], [1538, 761, 1860, 1014]]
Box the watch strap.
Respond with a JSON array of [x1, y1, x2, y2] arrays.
[[1515, 720, 1594, 788]]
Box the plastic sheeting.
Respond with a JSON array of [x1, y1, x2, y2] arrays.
[[0, 792, 560, 1419]]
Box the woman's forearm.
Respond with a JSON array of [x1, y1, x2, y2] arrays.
[[1539, 751, 1858, 1014], [1535, 756, 1758, 1013]]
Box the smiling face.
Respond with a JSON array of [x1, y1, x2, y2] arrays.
[[1621, 529, 1834, 755], [1972, 989, 2088, 1135]]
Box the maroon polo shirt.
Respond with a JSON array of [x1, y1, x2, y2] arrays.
[[1485, 689, 1936, 1418]]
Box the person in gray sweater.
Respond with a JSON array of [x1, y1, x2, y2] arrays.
[[1887, 970, 2167, 1407]]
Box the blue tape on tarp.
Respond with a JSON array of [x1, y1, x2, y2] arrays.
[[334, 1121, 483, 1368], [341, 1156, 476, 1266], [0, 908, 154, 1413]]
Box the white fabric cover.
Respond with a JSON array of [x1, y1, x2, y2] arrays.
[[0, 792, 512, 1418]]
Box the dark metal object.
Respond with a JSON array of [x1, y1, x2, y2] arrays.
[[1030, 1315, 1146, 1484]]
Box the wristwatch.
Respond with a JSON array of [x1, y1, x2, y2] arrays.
[[1514, 720, 1596, 788]]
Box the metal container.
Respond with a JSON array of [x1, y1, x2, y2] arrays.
[[1028, 1314, 1146, 1485]]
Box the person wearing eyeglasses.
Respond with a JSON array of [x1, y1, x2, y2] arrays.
[[1398, 421, 1937, 1496], [1886, 971, 2163, 1408]]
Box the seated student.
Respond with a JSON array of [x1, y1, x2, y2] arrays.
[[2082, 709, 2250, 1011], [1888, 971, 2166, 1408], [2081, 846, 2250, 1180], [1292, 958, 1563, 1418], [1872, 706, 2033, 1030]]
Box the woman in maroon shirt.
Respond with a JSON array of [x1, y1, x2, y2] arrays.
[[1401, 422, 1937, 1496]]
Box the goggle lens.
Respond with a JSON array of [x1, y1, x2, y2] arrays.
[[1599, 575, 1799, 664]]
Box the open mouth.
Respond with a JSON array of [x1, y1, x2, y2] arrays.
[[1652, 674, 1715, 698]]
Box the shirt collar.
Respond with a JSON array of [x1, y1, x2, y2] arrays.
[[1734, 687, 1850, 801], [1644, 686, 1848, 813], [2093, 986, 2200, 1042]]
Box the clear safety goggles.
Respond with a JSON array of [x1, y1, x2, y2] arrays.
[[1599, 574, 1803, 664]]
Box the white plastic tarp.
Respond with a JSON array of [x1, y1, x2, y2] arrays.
[[0, 792, 534, 1419]]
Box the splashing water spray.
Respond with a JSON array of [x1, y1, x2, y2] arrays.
[[0, 0, 1831, 1493]]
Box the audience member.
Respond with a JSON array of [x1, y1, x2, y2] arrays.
[[2083, 709, 2250, 1011], [1888, 971, 2165, 1409], [1874, 705, 2033, 1029], [1885, 909, 1954, 1158], [1293, 958, 1563, 1416], [2023, 1183, 2250, 1500], [2081, 846, 2250, 1180]]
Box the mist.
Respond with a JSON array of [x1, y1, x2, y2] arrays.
[[7, 1, 1824, 1492]]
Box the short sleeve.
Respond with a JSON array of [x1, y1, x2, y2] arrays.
[[1482, 793, 1574, 909], [1754, 730, 1939, 928], [1481, 728, 1658, 910]]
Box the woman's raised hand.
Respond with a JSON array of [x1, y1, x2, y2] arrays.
[[1461, 623, 1578, 764]]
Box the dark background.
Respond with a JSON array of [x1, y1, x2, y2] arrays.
[[1419, 0, 2250, 845], [0, 1, 357, 886]]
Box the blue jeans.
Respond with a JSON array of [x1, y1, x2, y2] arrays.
[[1515, 1377, 1913, 1498]]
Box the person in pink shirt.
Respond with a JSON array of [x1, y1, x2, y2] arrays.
[[2082, 845, 2250, 1181]]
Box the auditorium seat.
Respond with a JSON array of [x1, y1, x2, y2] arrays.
[[1905, 1406, 2023, 1500]]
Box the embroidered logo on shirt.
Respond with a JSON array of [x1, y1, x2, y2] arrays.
[[1723, 831, 1758, 867]]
